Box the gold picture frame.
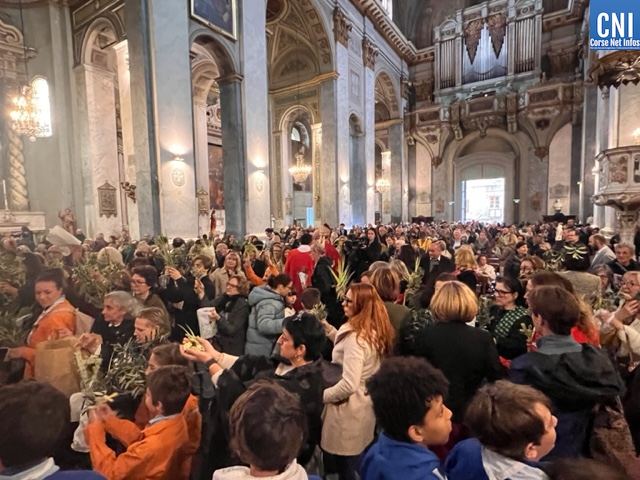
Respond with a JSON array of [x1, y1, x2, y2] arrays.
[[98, 181, 118, 218], [191, 0, 237, 41]]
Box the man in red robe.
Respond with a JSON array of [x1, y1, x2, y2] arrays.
[[284, 233, 315, 310]]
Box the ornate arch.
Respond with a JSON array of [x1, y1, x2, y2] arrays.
[[374, 71, 400, 119], [74, 13, 125, 67], [190, 31, 238, 80], [268, 0, 334, 89], [278, 104, 316, 132]]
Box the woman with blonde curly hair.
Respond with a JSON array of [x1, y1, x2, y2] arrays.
[[322, 283, 395, 480], [454, 246, 479, 293]]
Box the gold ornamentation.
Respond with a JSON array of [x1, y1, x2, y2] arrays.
[[197, 187, 209, 216], [464, 19, 483, 64]]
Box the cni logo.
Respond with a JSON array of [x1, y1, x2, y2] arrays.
[[590, 0, 640, 50]]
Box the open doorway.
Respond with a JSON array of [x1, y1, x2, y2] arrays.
[[461, 178, 505, 223]]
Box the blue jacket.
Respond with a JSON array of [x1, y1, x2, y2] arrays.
[[359, 433, 445, 480], [244, 286, 286, 356], [446, 439, 545, 480]]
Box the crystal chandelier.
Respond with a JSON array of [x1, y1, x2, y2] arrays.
[[376, 177, 391, 193], [289, 152, 312, 183], [9, 85, 38, 141]]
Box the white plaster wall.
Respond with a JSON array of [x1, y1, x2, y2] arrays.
[[547, 122, 572, 215]]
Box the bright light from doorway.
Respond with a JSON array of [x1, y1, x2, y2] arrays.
[[462, 178, 505, 223]]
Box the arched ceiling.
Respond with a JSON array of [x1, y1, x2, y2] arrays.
[[392, 0, 571, 48]]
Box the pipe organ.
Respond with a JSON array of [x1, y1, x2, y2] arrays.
[[434, 0, 542, 95]]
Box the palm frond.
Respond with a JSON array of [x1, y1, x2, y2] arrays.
[[329, 259, 353, 300]]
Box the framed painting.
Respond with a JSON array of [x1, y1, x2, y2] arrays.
[[191, 0, 237, 40]]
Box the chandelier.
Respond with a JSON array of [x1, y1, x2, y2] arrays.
[[289, 152, 312, 183], [9, 85, 38, 141], [376, 177, 391, 193]]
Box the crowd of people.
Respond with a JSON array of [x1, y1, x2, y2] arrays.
[[1, 218, 640, 480]]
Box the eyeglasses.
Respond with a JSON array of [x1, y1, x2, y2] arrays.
[[494, 289, 512, 296], [226, 282, 239, 288], [131, 280, 147, 286], [343, 298, 354, 304], [287, 291, 297, 297]]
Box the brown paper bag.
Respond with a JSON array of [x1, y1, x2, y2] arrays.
[[34, 337, 81, 397]]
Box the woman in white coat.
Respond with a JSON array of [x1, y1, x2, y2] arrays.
[[321, 283, 395, 480]]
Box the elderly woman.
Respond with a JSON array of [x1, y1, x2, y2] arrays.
[[198, 275, 250, 356], [86, 290, 141, 369], [7, 269, 76, 378], [181, 312, 326, 475], [405, 280, 504, 459], [322, 283, 395, 480], [369, 267, 411, 334], [130, 265, 168, 315]]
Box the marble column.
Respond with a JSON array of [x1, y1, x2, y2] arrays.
[[318, 79, 339, 227], [311, 123, 323, 226], [239, 0, 270, 235], [381, 151, 392, 224], [74, 64, 122, 236], [334, 46, 351, 226], [219, 77, 247, 238], [388, 121, 404, 223], [350, 131, 366, 226], [113, 40, 140, 240], [124, 0, 161, 237], [270, 131, 285, 228], [193, 99, 210, 236], [364, 62, 376, 225], [407, 141, 417, 218], [599, 87, 614, 236], [580, 84, 598, 225]]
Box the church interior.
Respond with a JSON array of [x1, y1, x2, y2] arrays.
[[0, 0, 634, 239]]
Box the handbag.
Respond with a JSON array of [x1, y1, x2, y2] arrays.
[[589, 397, 640, 477], [618, 331, 640, 380], [34, 337, 81, 397]]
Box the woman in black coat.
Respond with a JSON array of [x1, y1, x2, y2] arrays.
[[311, 244, 345, 328], [198, 274, 250, 356], [402, 281, 504, 457]]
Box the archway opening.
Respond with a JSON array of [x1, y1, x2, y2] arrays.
[[462, 177, 505, 222], [290, 119, 313, 226]]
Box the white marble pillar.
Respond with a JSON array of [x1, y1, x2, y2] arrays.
[[240, 0, 271, 235], [415, 142, 433, 217], [364, 63, 376, 225], [381, 150, 392, 223], [113, 40, 140, 240], [311, 123, 323, 226], [270, 131, 284, 228], [193, 99, 210, 236], [318, 80, 339, 228], [74, 64, 122, 237], [388, 121, 404, 222], [335, 46, 351, 226]]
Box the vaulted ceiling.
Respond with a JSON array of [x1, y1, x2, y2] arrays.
[[392, 0, 572, 49]]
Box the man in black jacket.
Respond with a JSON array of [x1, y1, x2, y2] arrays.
[[419, 241, 454, 286]]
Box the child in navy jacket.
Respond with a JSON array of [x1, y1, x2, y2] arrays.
[[446, 380, 556, 480], [359, 357, 451, 480]]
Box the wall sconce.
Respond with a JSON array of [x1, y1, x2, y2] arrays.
[[172, 153, 184, 162], [513, 198, 520, 204], [633, 128, 640, 145], [448, 201, 454, 206]]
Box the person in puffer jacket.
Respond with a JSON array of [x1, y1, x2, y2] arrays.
[[244, 274, 292, 356]]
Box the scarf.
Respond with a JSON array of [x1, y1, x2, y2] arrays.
[[494, 306, 528, 339]]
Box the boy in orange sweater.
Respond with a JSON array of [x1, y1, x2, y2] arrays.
[[85, 366, 193, 480]]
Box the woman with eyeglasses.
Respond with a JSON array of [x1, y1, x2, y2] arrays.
[[198, 275, 250, 356], [181, 312, 326, 475], [244, 273, 292, 356], [321, 283, 395, 480], [487, 275, 532, 360], [130, 265, 168, 317]]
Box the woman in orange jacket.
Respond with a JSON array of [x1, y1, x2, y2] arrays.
[[7, 269, 75, 378]]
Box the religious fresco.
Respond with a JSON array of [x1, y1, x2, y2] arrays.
[[192, 0, 236, 40]]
